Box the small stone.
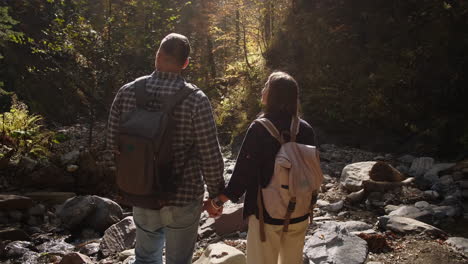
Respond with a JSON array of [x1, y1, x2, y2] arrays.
[[194, 243, 246, 264], [79, 242, 100, 256], [323, 200, 344, 213]]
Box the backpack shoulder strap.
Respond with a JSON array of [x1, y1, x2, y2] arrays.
[[255, 118, 284, 144], [162, 82, 199, 113], [134, 75, 152, 108], [289, 116, 300, 142]]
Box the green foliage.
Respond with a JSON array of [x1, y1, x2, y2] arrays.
[[0, 96, 54, 158]]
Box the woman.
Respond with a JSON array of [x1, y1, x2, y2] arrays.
[[210, 71, 318, 264]]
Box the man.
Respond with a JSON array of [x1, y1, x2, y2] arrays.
[[107, 33, 224, 264]]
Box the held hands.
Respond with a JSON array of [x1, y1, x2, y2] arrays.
[[203, 198, 223, 218]]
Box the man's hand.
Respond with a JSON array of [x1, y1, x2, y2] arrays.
[[203, 199, 223, 218]]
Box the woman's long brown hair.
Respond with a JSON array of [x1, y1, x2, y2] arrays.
[[264, 71, 299, 116]]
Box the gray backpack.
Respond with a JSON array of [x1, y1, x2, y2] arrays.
[[116, 75, 198, 209]]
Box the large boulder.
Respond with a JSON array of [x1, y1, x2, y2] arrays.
[[340, 162, 376, 192], [0, 195, 33, 210], [58, 195, 123, 232], [378, 216, 446, 237], [303, 222, 368, 264], [194, 243, 246, 264], [85, 196, 124, 233], [100, 216, 136, 257]]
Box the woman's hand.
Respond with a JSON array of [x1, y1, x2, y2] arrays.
[[203, 199, 223, 218]]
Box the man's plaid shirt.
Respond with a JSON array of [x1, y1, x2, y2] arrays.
[[107, 71, 225, 207]]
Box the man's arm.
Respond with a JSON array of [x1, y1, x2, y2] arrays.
[[107, 88, 123, 152], [193, 92, 225, 199]]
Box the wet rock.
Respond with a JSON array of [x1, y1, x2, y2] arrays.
[[194, 243, 246, 264], [37, 238, 75, 255], [25, 192, 76, 204], [0, 228, 30, 241], [0, 194, 33, 210], [4, 241, 34, 258], [303, 221, 368, 264], [340, 161, 376, 192], [445, 237, 468, 257], [378, 216, 446, 237], [100, 216, 136, 257], [409, 157, 434, 177], [59, 252, 93, 264]]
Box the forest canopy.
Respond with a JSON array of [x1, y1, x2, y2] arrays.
[[0, 0, 467, 157]]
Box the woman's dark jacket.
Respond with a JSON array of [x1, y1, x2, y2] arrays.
[[222, 112, 317, 225]]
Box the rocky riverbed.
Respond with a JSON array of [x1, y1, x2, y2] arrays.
[[1, 123, 468, 264]]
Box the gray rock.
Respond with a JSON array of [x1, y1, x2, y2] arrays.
[[61, 150, 80, 165], [100, 216, 136, 257], [378, 216, 446, 237], [340, 162, 376, 192], [384, 205, 401, 214], [0, 194, 34, 210], [316, 200, 330, 208], [398, 154, 416, 164], [37, 238, 75, 255], [422, 163, 455, 184], [323, 200, 344, 213], [409, 157, 434, 177], [337, 221, 372, 232], [303, 222, 368, 264], [446, 237, 468, 257], [85, 195, 124, 233], [5, 241, 34, 258], [388, 205, 433, 224], [194, 243, 246, 264], [432, 205, 460, 218], [58, 196, 95, 230]]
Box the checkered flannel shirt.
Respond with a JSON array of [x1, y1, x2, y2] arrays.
[[107, 71, 225, 206]]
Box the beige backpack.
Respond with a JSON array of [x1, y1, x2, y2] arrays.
[[255, 116, 323, 241]]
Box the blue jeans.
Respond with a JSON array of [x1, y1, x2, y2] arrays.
[[132, 199, 202, 264]]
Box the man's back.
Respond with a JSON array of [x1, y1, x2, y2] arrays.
[[107, 71, 224, 207]]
